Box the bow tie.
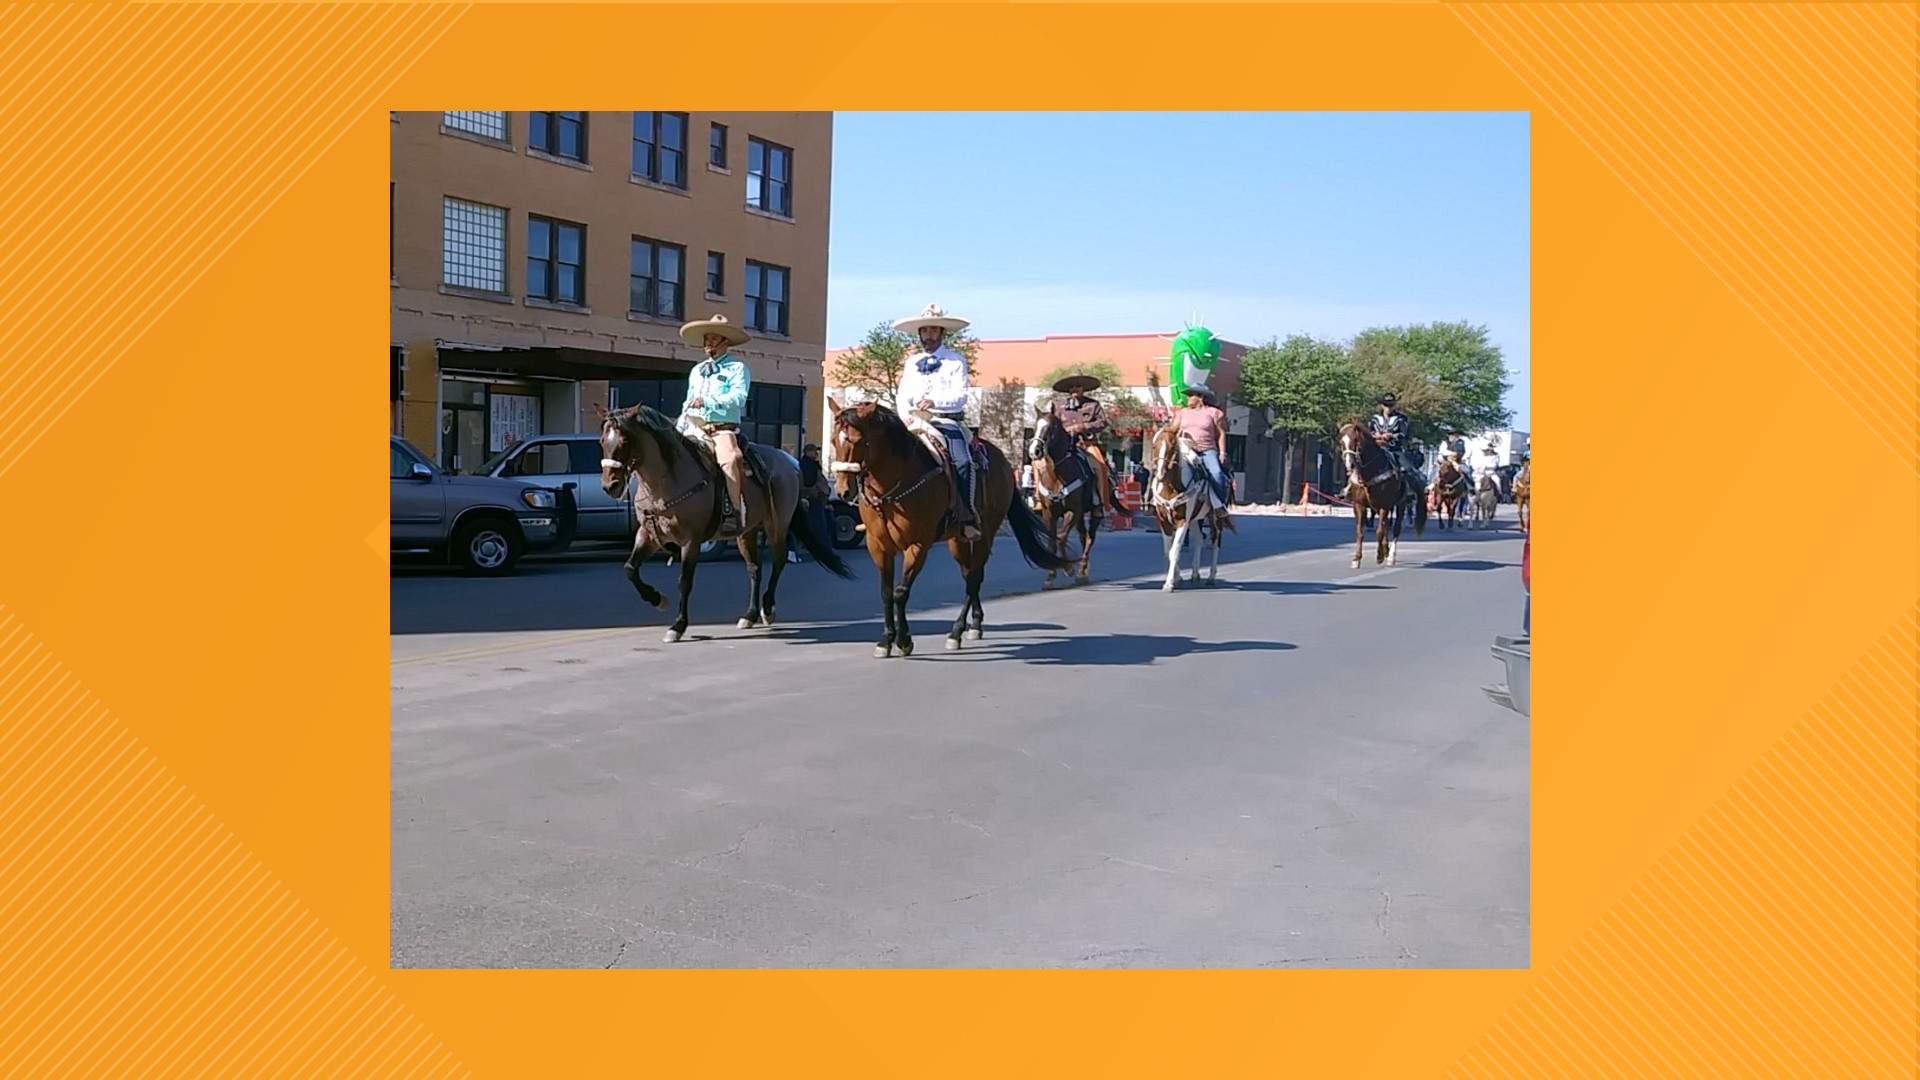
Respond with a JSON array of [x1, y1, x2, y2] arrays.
[[916, 354, 942, 374]]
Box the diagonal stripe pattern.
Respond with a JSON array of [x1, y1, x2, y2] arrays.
[[0, 3, 470, 483], [0, 607, 471, 1077], [1449, 607, 1919, 1077], [1450, 2, 1920, 473]]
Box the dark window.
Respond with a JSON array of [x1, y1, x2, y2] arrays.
[[709, 123, 728, 168], [391, 444, 413, 478], [529, 111, 586, 161], [608, 375, 681, 414], [744, 260, 789, 335], [527, 216, 586, 304], [743, 383, 806, 453], [631, 111, 688, 188], [629, 237, 686, 320], [746, 137, 793, 217], [706, 251, 725, 297]]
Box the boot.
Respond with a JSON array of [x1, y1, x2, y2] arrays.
[[954, 466, 981, 541]]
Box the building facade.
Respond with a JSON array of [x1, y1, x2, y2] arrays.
[[392, 111, 832, 471], [822, 332, 1295, 504]]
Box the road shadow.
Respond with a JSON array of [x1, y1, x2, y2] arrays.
[[758, 625, 1296, 667], [1421, 560, 1516, 572], [1114, 579, 1393, 596], [762, 621, 1067, 646]]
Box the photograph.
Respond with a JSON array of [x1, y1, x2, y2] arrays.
[[390, 110, 1532, 969]]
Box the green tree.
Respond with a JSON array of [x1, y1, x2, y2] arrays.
[[1035, 359, 1153, 442], [1235, 335, 1364, 503], [1349, 321, 1511, 442], [828, 322, 982, 402], [974, 377, 1028, 457]]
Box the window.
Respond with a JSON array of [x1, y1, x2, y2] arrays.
[[527, 215, 586, 305], [709, 123, 728, 168], [441, 197, 507, 292], [705, 252, 725, 297], [743, 260, 789, 335], [746, 137, 793, 217], [631, 111, 688, 188], [742, 383, 806, 454], [391, 443, 415, 479], [443, 111, 507, 141], [504, 442, 577, 478], [629, 237, 686, 320], [529, 111, 586, 161]]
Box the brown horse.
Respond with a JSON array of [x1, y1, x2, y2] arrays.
[[828, 398, 1071, 658], [1146, 423, 1236, 591], [1470, 472, 1500, 529], [1429, 457, 1468, 530], [1511, 462, 1530, 531], [1338, 422, 1427, 568], [596, 404, 851, 643], [1027, 402, 1121, 589]]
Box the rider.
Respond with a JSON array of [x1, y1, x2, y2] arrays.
[[678, 314, 752, 536], [1053, 374, 1119, 513], [892, 303, 981, 541], [1472, 435, 1504, 499], [1442, 426, 1470, 487], [1176, 387, 1232, 507], [1364, 393, 1425, 501]]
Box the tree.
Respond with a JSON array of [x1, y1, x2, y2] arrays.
[[1235, 335, 1364, 503], [975, 377, 1028, 458], [827, 322, 984, 403], [1349, 321, 1511, 443], [1034, 358, 1152, 444]]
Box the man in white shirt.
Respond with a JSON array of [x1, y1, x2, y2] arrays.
[[893, 303, 981, 540], [1472, 435, 1504, 498]]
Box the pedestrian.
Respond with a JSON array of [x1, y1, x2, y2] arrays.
[[797, 443, 831, 561]]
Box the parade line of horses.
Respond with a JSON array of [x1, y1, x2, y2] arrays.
[[594, 399, 1527, 657]]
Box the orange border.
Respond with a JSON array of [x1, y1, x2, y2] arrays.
[[0, 4, 1913, 1076]]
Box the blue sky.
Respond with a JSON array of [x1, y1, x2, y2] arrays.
[[826, 112, 1530, 431]]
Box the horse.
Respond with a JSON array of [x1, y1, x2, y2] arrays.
[[1146, 424, 1237, 591], [1027, 402, 1123, 589], [1429, 457, 1468, 531], [827, 398, 1072, 658], [1338, 422, 1427, 568], [1470, 473, 1500, 529], [596, 404, 851, 643], [1511, 463, 1530, 531]]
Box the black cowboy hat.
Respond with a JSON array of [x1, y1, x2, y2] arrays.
[[1052, 374, 1102, 395], [1378, 393, 1398, 406], [1184, 386, 1218, 406]]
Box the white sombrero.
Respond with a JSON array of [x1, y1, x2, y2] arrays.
[[891, 303, 970, 335], [678, 314, 751, 348]]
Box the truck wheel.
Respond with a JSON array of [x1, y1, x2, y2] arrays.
[[453, 516, 521, 575], [831, 504, 863, 549]]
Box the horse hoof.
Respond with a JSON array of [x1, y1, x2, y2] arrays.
[[1075, 575, 1090, 586], [898, 640, 915, 657], [663, 629, 683, 644], [1042, 581, 1055, 590], [646, 596, 666, 612], [1350, 560, 1361, 569], [945, 637, 961, 651], [965, 628, 983, 641], [736, 618, 754, 630], [874, 644, 892, 659]]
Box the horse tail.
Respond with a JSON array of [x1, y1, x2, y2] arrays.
[[1005, 491, 1078, 571], [1412, 483, 1428, 536], [789, 501, 853, 578]]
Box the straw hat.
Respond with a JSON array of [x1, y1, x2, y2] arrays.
[[891, 303, 970, 335], [678, 314, 750, 348]]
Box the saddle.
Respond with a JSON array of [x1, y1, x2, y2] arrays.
[[682, 426, 773, 530]]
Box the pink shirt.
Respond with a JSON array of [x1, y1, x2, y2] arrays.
[[1176, 405, 1225, 452]]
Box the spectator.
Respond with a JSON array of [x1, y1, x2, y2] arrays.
[[796, 444, 830, 562]]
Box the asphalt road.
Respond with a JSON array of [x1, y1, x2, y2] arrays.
[[391, 513, 1530, 968]]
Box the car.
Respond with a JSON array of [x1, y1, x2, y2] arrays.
[[473, 434, 636, 543], [390, 435, 573, 575], [1484, 527, 1530, 716]]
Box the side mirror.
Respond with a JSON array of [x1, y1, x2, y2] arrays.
[[408, 462, 433, 481]]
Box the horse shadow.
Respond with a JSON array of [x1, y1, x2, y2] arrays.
[[1420, 559, 1515, 572], [758, 625, 1295, 667], [762, 621, 1067, 646], [1114, 579, 1393, 596]]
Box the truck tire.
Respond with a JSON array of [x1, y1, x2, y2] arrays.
[[830, 503, 863, 549], [452, 515, 522, 576]]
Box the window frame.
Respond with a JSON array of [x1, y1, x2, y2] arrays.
[[631, 111, 690, 189], [709, 122, 729, 169], [743, 259, 791, 336], [628, 235, 688, 321], [705, 251, 725, 298], [746, 137, 794, 218], [440, 196, 509, 294], [526, 214, 587, 306], [529, 110, 587, 162]]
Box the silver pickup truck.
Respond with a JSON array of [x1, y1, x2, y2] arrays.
[[390, 435, 571, 575]]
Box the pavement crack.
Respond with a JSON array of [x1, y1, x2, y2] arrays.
[[1375, 890, 1419, 961], [691, 820, 765, 867], [603, 940, 629, 969]]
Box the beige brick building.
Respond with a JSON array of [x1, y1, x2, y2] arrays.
[[391, 111, 832, 471]]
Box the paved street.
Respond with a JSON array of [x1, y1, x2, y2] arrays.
[[391, 514, 1529, 969]]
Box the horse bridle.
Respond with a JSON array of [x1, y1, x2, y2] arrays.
[[830, 417, 943, 510], [601, 421, 710, 514]]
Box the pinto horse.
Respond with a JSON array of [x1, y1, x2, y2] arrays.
[[829, 398, 1071, 657], [1027, 403, 1123, 589], [1146, 424, 1236, 591], [1338, 422, 1427, 568], [1429, 457, 1468, 530]]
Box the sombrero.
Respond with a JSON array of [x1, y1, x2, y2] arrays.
[[678, 314, 750, 348], [1183, 386, 1218, 406], [892, 303, 970, 335], [1052, 374, 1101, 395], [1378, 392, 1398, 406]]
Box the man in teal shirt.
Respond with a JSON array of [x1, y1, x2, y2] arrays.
[[678, 314, 752, 535]]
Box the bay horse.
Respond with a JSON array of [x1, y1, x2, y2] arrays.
[[1338, 422, 1427, 568], [1429, 457, 1468, 530], [827, 399, 1071, 658], [596, 404, 851, 643], [1511, 462, 1530, 531], [1027, 402, 1124, 589], [1146, 423, 1236, 591]]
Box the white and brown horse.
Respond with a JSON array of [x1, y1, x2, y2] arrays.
[[1027, 403, 1123, 589], [1146, 424, 1236, 591]]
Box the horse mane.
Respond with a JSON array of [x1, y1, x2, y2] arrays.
[[611, 404, 696, 470], [839, 402, 933, 465]]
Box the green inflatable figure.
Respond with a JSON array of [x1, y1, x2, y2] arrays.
[[1169, 325, 1220, 399]]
